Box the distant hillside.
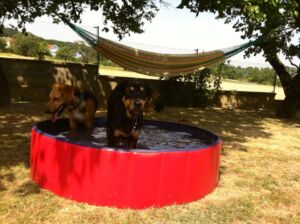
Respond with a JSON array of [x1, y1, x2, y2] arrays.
[[0, 27, 19, 37], [1, 27, 72, 46], [46, 39, 75, 47]]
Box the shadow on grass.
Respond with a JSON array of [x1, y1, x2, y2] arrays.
[[0, 172, 15, 191], [14, 180, 41, 196], [146, 107, 276, 153], [0, 102, 47, 190], [0, 102, 46, 168]]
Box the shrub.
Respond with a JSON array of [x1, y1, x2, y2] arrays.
[[0, 38, 6, 52], [158, 68, 222, 107]]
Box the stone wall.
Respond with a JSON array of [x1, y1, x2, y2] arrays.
[[0, 57, 105, 103], [0, 63, 10, 106], [0, 57, 276, 109], [216, 91, 276, 109]]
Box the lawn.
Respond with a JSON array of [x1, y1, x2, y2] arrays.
[[0, 102, 299, 224]]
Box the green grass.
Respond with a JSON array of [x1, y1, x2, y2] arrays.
[[0, 102, 299, 224]]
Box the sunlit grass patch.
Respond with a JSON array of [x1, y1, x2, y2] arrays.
[[203, 199, 255, 224]]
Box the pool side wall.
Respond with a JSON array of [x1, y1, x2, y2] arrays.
[[30, 127, 221, 209]]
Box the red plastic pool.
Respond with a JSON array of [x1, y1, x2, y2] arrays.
[[30, 118, 221, 209]]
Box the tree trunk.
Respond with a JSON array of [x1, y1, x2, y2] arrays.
[[275, 72, 300, 118], [0, 63, 11, 107], [267, 56, 300, 119]]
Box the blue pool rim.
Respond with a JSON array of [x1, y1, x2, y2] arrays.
[[33, 117, 221, 153]]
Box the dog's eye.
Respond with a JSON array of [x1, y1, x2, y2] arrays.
[[53, 97, 59, 101]]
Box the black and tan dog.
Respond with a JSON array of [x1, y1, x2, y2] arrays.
[[107, 80, 153, 149], [46, 83, 98, 131]]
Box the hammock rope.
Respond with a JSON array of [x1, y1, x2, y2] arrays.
[[65, 21, 258, 77]]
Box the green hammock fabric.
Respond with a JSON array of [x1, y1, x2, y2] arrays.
[[66, 21, 258, 77]]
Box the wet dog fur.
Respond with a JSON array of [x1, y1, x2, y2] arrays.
[[46, 83, 98, 131], [106, 80, 152, 149]]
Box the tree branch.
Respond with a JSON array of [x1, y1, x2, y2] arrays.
[[287, 56, 300, 69], [70, 1, 79, 20], [265, 53, 291, 95], [296, 1, 300, 29]]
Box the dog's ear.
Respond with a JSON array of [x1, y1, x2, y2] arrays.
[[61, 85, 74, 103], [114, 81, 130, 93]]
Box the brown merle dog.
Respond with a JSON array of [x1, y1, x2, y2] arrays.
[[46, 83, 98, 131], [106, 80, 153, 149]]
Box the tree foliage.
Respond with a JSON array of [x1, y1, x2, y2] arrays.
[[0, 0, 164, 39], [209, 62, 280, 86], [13, 33, 50, 59], [55, 44, 76, 61], [74, 42, 97, 64]]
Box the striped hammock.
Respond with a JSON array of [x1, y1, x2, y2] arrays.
[[66, 21, 258, 77]]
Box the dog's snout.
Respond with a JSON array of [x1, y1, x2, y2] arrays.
[[134, 100, 142, 108]]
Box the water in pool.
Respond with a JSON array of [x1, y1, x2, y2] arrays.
[[55, 125, 208, 150]]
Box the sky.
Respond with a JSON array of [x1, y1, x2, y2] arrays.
[[4, 1, 299, 68]]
